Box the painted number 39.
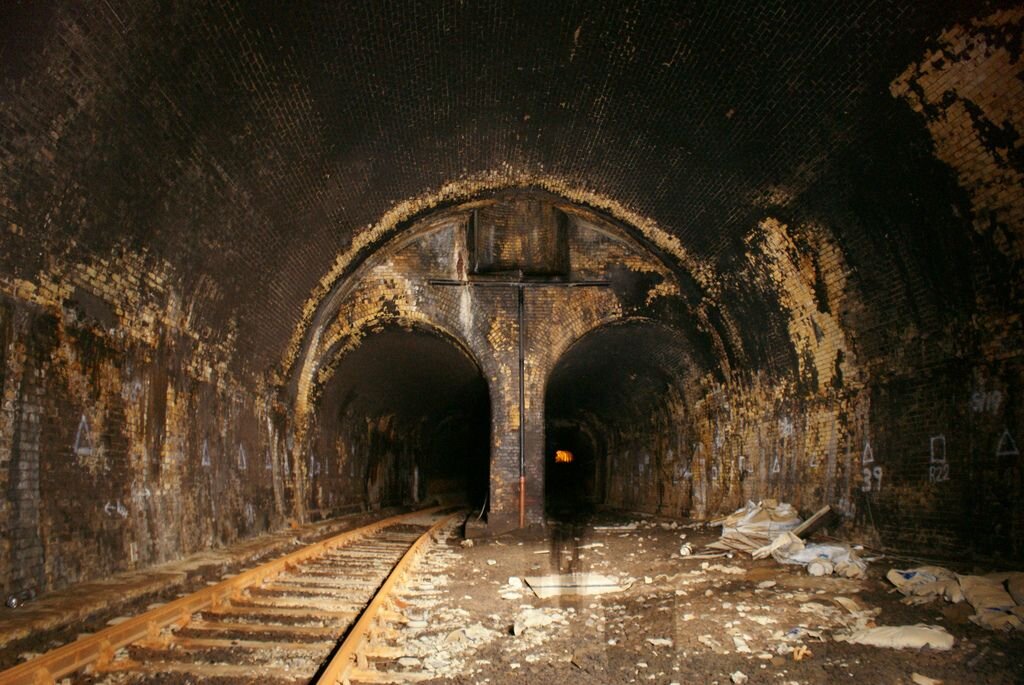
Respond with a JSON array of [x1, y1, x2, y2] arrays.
[[861, 466, 883, 492]]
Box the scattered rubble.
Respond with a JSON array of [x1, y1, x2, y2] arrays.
[[340, 515, 1024, 683]]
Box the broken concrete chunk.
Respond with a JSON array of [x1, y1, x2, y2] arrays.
[[463, 623, 492, 641], [524, 573, 632, 598], [732, 635, 752, 653]]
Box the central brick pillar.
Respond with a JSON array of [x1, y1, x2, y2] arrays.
[[471, 197, 567, 534], [482, 289, 547, 535]]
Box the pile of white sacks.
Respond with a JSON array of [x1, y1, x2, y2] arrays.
[[888, 565, 1024, 631], [707, 500, 867, 579]]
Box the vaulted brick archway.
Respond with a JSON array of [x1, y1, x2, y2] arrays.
[[288, 189, 689, 532]]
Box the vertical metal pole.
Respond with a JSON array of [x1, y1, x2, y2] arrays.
[[517, 284, 526, 528]]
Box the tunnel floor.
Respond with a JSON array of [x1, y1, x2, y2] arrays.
[[3, 511, 1021, 684]]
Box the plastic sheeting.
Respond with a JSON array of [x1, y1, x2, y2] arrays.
[[754, 532, 867, 579], [708, 500, 802, 554]]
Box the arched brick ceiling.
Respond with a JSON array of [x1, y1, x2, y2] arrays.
[[0, 0, 1012, 382]]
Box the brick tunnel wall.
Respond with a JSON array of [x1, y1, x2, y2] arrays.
[[1, 1, 1023, 597], [0, 289, 288, 599]]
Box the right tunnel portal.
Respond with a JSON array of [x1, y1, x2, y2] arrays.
[[544, 320, 695, 519]]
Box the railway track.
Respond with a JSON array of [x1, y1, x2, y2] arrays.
[[0, 507, 460, 685]]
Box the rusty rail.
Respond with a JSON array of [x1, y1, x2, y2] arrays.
[[314, 512, 459, 684], [0, 506, 446, 685]]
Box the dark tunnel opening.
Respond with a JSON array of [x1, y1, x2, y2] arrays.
[[545, 320, 694, 519], [312, 324, 490, 513]]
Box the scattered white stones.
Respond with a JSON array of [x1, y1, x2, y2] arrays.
[[646, 637, 673, 647], [757, 580, 777, 589], [731, 670, 749, 684], [508, 576, 523, 588], [486, 559, 496, 566]]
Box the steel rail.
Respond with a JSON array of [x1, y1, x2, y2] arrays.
[[0, 506, 446, 685], [314, 512, 459, 684]]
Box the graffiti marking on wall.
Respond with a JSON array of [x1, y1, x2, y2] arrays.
[[104, 500, 128, 518], [996, 429, 1019, 458], [929, 435, 950, 483], [74, 414, 94, 456]]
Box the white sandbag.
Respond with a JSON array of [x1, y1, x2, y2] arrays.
[[1006, 573, 1024, 606], [958, 574, 1024, 631], [840, 624, 954, 651], [886, 566, 963, 604]]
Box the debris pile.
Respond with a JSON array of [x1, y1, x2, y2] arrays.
[[707, 499, 802, 554], [705, 500, 867, 578], [754, 532, 867, 579], [888, 566, 1024, 630]]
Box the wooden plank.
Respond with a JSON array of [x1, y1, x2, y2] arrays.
[[109, 659, 304, 681], [348, 668, 435, 683], [232, 597, 364, 613], [205, 605, 355, 620], [259, 582, 377, 594], [186, 619, 339, 637], [792, 505, 833, 538], [168, 635, 334, 652]]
